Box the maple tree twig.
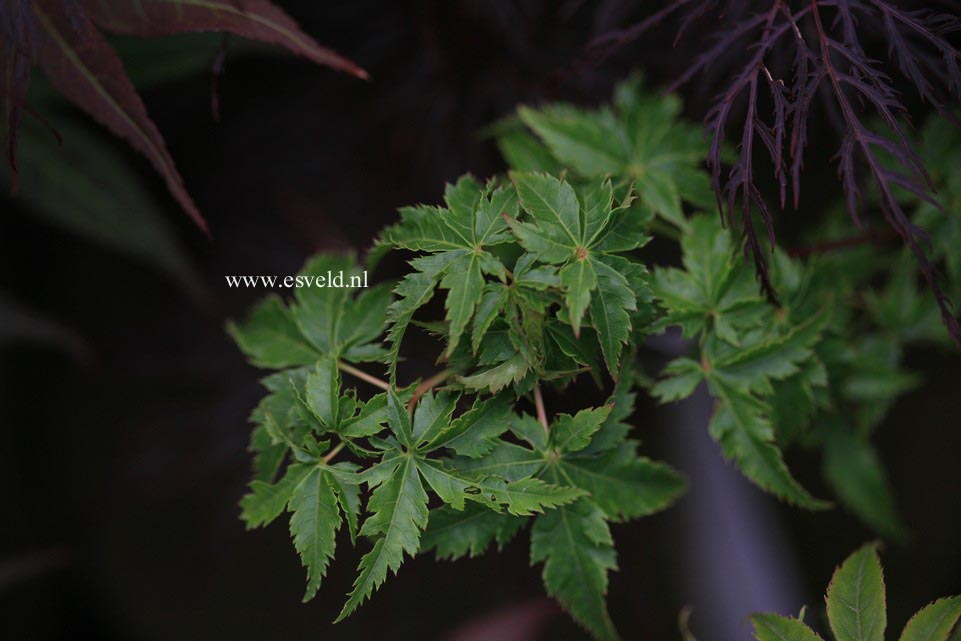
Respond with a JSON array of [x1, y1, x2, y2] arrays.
[[322, 441, 346, 464], [533, 384, 549, 433], [337, 362, 390, 391], [787, 228, 896, 258], [408, 369, 454, 413]]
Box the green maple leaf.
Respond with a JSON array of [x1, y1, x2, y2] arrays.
[[509, 74, 713, 229], [531, 413, 683, 641], [471, 253, 560, 355], [509, 172, 652, 374], [821, 418, 906, 541], [457, 254, 608, 393], [531, 500, 621, 641], [421, 503, 525, 560], [338, 389, 583, 619], [651, 214, 768, 345], [246, 368, 313, 482], [238, 460, 361, 601], [653, 315, 830, 508], [379, 176, 518, 374], [228, 254, 392, 368], [289, 465, 344, 602], [450, 405, 682, 641]]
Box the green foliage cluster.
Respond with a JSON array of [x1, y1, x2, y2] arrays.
[[229, 77, 961, 640], [751, 544, 961, 641]]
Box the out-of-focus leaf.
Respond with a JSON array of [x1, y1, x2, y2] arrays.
[[0, 291, 89, 360], [3, 118, 202, 295], [28, 1, 206, 229], [2, 0, 366, 230], [822, 421, 906, 541]]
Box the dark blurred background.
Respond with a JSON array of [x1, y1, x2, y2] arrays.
[[1, 2, 959, 640]]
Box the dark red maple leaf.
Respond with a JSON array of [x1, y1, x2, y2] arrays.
[[0, 0, 367, 233]]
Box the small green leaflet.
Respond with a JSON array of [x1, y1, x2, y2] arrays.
[[240, 461, 312, 528], [295, 356, 391, 439], [826, 544, 887, 641], [290, 466, 343, 602], [510, 172, 651, 373], [751, 613, 826, 641], [899, 597, 961, 641], [228, 254, 391, 368]]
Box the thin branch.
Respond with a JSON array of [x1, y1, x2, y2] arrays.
[[787, 228, 895, 257], [407, 369, 454, 413], [533, 384, 549, 434], [337, 362, 390, 391], [322, 441, 346, 464], [586, 0, 693, 61]]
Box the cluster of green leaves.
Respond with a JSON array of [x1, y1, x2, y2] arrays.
[[376, 171, 653, 388], [500, 77, 961, 542], [649, 214, 832, 510], [229, 77, 961, 640], [231, 186, 683, 639], [750, 544, 961, 641]]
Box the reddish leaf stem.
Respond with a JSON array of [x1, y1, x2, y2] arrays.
[[337, 362, 390, 391], [533, 384, 549, 434], [322, 441, 345, 464], [407, 369, 454, 414], [787, 228, 896, 258]]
